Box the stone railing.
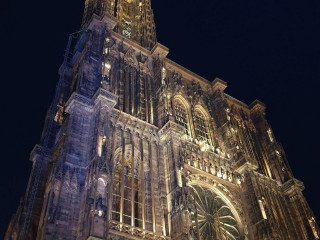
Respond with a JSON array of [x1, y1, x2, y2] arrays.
[[109, 221, 170, 240], [182, 140, 243, 185], [184, 160, 242, 185]]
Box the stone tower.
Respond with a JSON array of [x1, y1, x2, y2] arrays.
[[5, 0, 319, 240]]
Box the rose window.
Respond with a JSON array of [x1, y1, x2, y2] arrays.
[[188, 185, 241, 240]]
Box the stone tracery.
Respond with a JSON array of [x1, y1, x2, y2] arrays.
[[188, 185, 242, 240]]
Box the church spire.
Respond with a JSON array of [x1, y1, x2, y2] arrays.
[[82, 0, 157, 50]]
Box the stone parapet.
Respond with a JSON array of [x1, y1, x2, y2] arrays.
[[109, 220, 170, 240]]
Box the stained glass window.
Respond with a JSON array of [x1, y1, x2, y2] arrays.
[[194, 111, 209, 143], [174, 102, 189, 135], [189, 185, 241, 240]]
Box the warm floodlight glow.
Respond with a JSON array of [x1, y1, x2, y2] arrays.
[[200, 145, 206, 152], [267, 128, 274, 142], [258, 199, 267, 219], [98, 178, 106, 186], [105, 62, 111, 70], [237, 178, 242, 185], [98, 210, 103, 217]]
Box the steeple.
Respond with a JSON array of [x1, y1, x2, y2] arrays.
[[82, 0, 157, 50]]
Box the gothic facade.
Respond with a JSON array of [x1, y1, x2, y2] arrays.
[[5, 0, 319, 240]]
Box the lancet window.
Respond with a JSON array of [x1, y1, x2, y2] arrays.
[[174, 101, 190, 135], [112, 155, 149, 229], [110, 130, 155, 232], [194, 110, 210, 143]]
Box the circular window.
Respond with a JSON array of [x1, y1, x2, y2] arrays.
[[188, 185, 241, 240]]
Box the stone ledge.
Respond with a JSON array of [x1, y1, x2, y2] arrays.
[[109, 220, 170, 240], [65, 92, 92, 113], [249, 99, 266, 114], [65, 89, 119, 113], [234, 158, 258, 173], [93, 88, 118, 107], [211, 77, 227, 92], [151, 43, 169, 58], [87, 236, 105, 240], [159, 120, 185, 139], [282, 178, 305, 194]]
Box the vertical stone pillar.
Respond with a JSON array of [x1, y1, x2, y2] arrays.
[[83, 88, 118, 240], [282, 179, 320, 240], [130, 131, 136, 227], [250, 100, 292, 183], [159, 121, 190, 240], [139, 134, 146, 230]]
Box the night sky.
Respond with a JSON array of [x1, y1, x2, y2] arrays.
[[1, 0, 320, 237]]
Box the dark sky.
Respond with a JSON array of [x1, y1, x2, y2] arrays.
[[1, 0, 320, 237]]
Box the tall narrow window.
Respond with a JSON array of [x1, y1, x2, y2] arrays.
[[194, 111, 209, 143], [174, 102, 189, 135]]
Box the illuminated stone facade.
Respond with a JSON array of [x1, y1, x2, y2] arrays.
[[5, 0, 319, 239]]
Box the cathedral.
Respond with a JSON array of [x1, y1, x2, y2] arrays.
[[5, 0, 319, 239]]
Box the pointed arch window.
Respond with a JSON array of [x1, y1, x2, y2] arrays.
[[194, 110, 210, 143], [174, 101, 190, 135]]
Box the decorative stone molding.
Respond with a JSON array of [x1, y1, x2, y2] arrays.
[[109, 221, 170, 240], [234, 158, 259, 173], [211, 77, 227, 93], [184, 164, 241, 187], [249, 99, 266, 115], [151, 43, 169, 59], [282, 178, 305, 194], [87, 236, 105, 240], [254, 171, 281, 192], [65, 89, 118, 114], [93, 88, 119, 108], [65, 92, 93, 113], [113, 110, 159, 134], [159, 121, 185, 139], [185, 174, 246, 237]]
